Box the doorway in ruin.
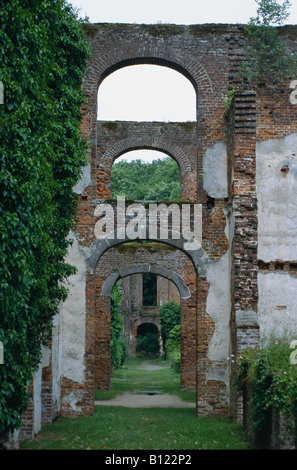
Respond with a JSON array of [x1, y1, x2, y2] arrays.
[[98, 267, 184, 398], [136, 323, 159, 357], [119, 271, 181, 361]]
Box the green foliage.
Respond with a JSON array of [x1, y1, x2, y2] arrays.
[[241, 0, 297, 82], [0, 0, 89, 433], [21, 359, 250, 450], [110, 282, 127, 370], [234, 339, 297, 447], [159, 301, 180, 348], [223, 89, 236, 109], [136, 331, 159, 357], [111, 157, 181, 201], [166, 325, 181, 372]]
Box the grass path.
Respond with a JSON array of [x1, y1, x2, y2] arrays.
[[20, 358, 252, 450]]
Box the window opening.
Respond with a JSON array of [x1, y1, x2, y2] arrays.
[[98, 64, 196, 122]]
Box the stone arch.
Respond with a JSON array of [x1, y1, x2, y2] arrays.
[[83, 44, 213, 97], [102, 263, 190, 299], [93, 244, 196, 392], [80, 39, 214, 196], [87, 232, 208, 277], [97, 136, 195, 200]]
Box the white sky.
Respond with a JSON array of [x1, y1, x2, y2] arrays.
[[68, 0, 297, 25], [67, 0, 297, 161]]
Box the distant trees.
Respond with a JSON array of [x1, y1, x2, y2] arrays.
[[111, 157, 181, 201]]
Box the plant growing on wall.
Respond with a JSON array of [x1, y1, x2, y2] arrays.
[[110, 282, 127, 369], [159, 300, 180, 350], [0, 0, 89, 434], [241, 0, 297, 82], [165, 325, 181, 372], [234, 339, 297, 448]]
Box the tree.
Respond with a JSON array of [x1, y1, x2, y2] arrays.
[[0, 0, 89, 433], [111, 157, 181, 201], [241, 0, 297, 82]]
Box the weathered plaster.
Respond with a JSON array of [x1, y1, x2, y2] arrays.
[[73, 164, 91, 195], [33, 365, 42, 435], [61, 231, 86, 384], [52, 313, 62, 417], [258, 271, 297, 343], [203, 141, 228, 198], [206, 252, 231, 364], [61, 390, 85, 413], [205, 207, 232, 388], [257, 133, 297, 262]]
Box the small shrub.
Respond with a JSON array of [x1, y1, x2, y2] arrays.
[[166, 325, 181, 372], [234, 338, 297, 447], [159, 301, 180, 349]]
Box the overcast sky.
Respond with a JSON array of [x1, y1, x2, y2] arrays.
[[67, 0, 297, 161], [68, 0, 297, 25]]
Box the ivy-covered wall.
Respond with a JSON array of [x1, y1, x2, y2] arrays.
[[0, 0, 89, 434]]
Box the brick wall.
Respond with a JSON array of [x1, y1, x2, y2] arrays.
[[18, 23, 297, 442]]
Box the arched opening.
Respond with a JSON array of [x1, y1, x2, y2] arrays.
[[111, 149, 181, 202], [98, 64, 196, 122], [93, 239, 199, 395], [136, 323, 159, 357]]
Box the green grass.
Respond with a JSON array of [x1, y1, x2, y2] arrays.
[[95, 357, 195, 402], [21, 407, 251, 450], [20, 358, 252, 450]]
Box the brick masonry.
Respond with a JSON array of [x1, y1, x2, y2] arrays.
[[17, 23, 297, 443]]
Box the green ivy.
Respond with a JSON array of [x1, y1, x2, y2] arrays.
[[234, 339, 297, 447], [0, 0, 89, 433], [166, 325, 181, 372], [159, 301, 180, 350], [110, 282, 127, 370]]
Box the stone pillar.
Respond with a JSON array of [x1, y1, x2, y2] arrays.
[[226, 91, 259, 420]]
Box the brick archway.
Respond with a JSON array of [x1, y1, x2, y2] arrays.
[[93, 244, 197, 393], [96, 124, 197, 201], [101, 264, 190, 299], [60, 24, 254, 422], [79, 31, 217, 199], [87, 231, 208, 278]]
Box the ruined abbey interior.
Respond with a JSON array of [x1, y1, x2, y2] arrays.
[[16, 22, 297, 441]]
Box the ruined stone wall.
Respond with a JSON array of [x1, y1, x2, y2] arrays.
[[18, 23, 297, 442], [94, 243, 197, 392], [120, 273, 180, 358], [97, 121, 198, 201]]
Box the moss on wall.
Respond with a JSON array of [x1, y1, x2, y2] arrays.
[[188, 24, 232, 38], [143, 24, 185, 39], [101, 122, 119, 131], [115, 241, 176, 254]]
